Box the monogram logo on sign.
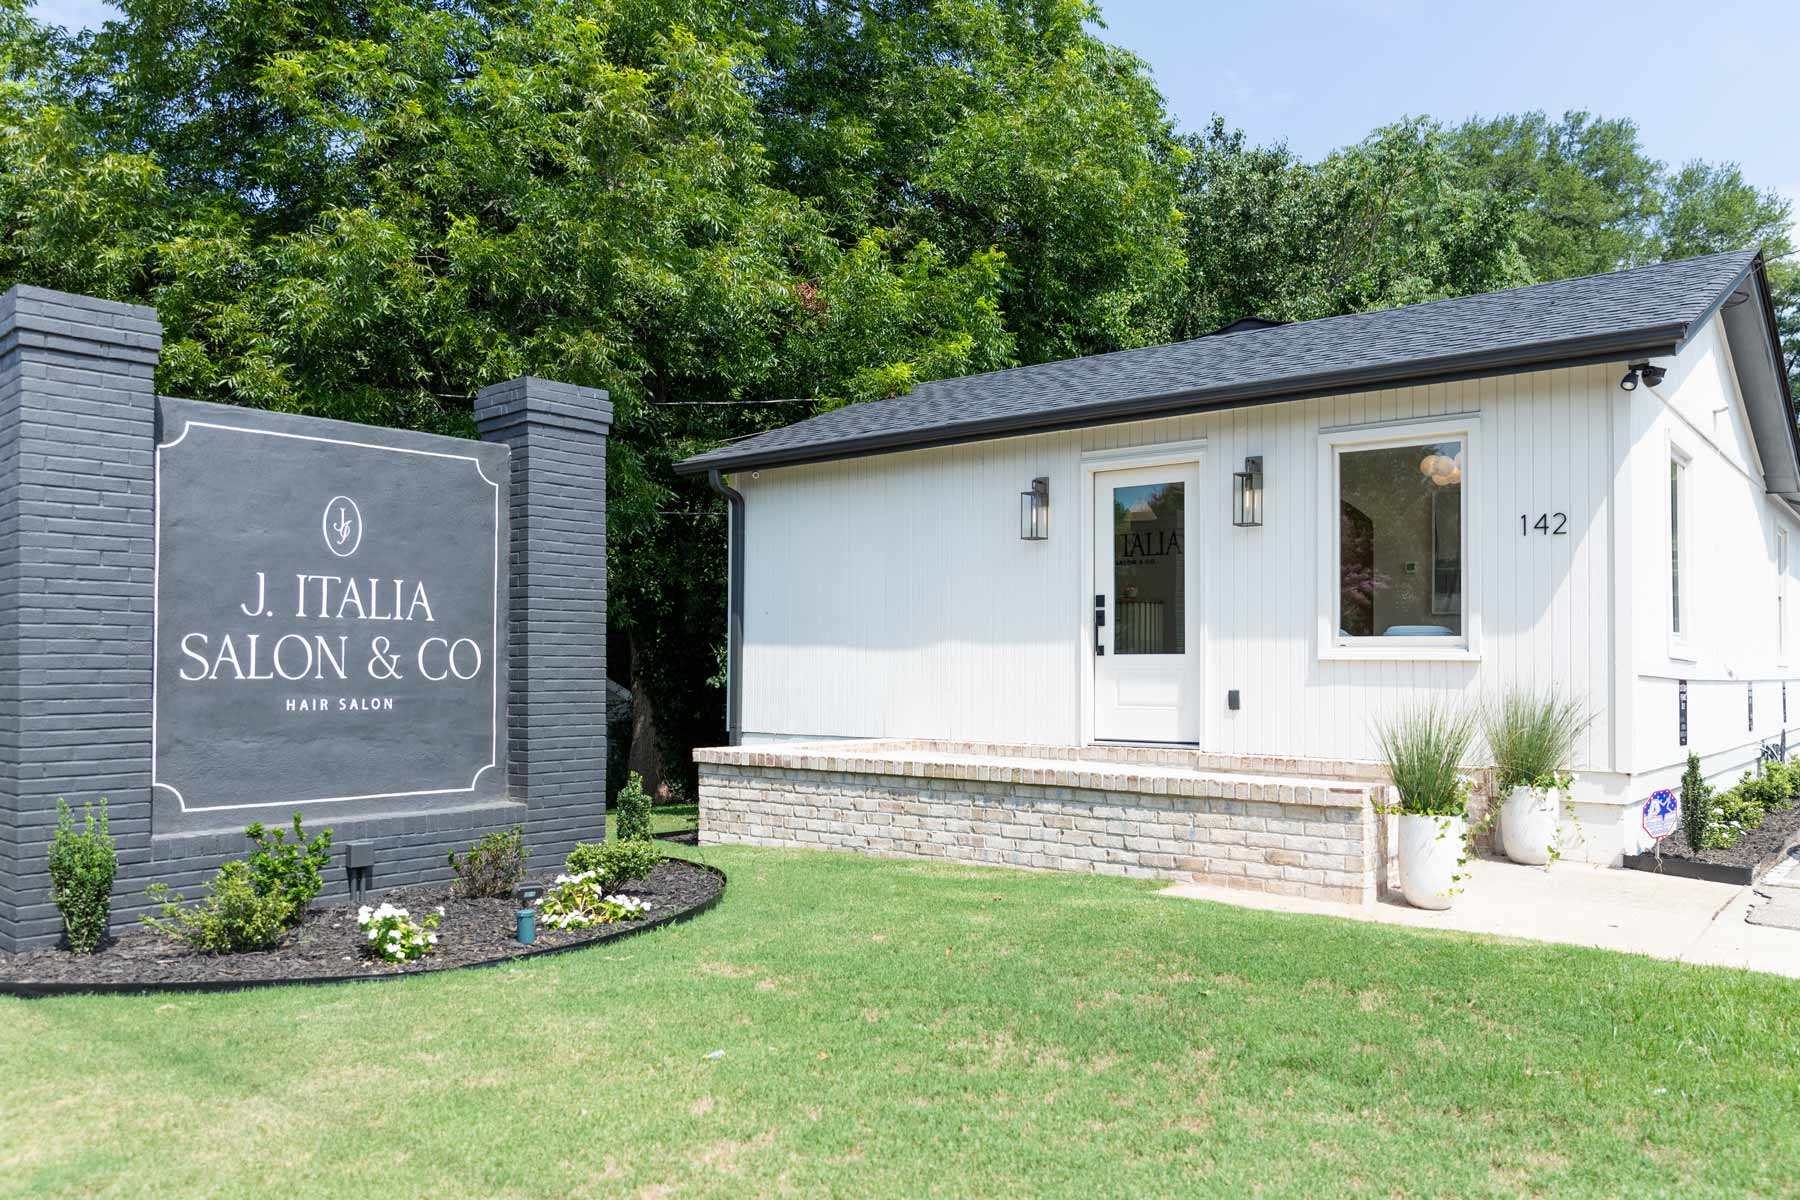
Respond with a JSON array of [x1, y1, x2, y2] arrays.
[[323, 496, 364, 558]]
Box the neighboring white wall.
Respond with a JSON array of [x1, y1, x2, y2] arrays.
[[1625, 315, 1800, 832], [737, 363, 1624, 773]]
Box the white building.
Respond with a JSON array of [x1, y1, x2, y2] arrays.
[[678, 251, 1798, 891]]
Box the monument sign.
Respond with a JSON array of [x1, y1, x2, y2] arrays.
[[0, 286, 611, 949]]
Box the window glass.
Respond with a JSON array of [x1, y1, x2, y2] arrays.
[[1670, 459, 1683, 636], [1778, 528, 1787, 656], [1112, 481, 1185, 655], [1338, 441, 1462, 638]]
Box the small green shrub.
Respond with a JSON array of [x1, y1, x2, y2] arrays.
[[143, 814, 332, 953], [1680, 753, 1712, 851], [566, 838, 663, 888], [1373, 701, 1477, 817], [1737, 768, 1785, 815], [244, 814, 332, 916], [47, 798, 117, 954], [143, 861, 294, 954], [448, 825, 527, 897], [1709, 786, 1765, 847], [614, 771, 654, 842], [1753, 759, 1800, 809]]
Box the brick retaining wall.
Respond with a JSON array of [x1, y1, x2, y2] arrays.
[[696, 743, 1389, 905]]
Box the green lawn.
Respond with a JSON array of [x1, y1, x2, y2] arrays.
[[4, 845, 1799, 1198]]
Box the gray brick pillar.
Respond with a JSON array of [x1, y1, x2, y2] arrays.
[[0, 287, 161, 952], [474, 377, 612, 869]]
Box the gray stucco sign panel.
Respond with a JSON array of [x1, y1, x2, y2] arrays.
[[153, 399, 509, 826]]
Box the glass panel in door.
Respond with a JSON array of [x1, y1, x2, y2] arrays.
[[1112, 482, 1186, 655]]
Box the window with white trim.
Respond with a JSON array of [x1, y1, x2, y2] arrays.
[[1326, 425, 1471, 651], [1778, 525, 1788, 659], [1670, 454, 1688, 640]]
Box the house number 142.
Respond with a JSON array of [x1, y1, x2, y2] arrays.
[[1521, 513, 1568, 535]]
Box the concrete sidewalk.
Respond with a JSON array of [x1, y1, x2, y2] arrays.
[[1159, 856, 1800, 979]]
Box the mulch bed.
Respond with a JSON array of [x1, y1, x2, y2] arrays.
[[1623, 797, 1800, 885], [0, 857, 722, 997]]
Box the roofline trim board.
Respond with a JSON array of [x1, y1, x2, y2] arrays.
[[675, 331, 1686, 476]]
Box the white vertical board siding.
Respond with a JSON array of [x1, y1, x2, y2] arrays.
[[739, 364, 1620, 768], [1627, 315, 1800, 785]]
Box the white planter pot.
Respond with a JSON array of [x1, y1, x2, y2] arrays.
[[1398, 813, 1467, 910], [1499, 785, 1559, 866]]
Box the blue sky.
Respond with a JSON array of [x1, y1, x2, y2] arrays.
[[26, 0, 1800, 222], [1092, 0, 1798, 218]]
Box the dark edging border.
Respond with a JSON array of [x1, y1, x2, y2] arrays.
[[0, 862, 726, 1000], [1621, 827, 1800, 887], [1620, 853, 1753, 886]]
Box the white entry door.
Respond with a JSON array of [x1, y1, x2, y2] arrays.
[[1091, 462, 1200, 743]]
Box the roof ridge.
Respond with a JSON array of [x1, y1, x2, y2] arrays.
[[910, 249, 1756, 398]]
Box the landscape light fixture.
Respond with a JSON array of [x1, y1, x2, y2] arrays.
[[1232, 456, 1264, 527], [1020, 477, 1050, 540]]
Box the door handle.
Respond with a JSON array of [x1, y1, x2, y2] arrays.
[[1094, 593, 1106, 656]]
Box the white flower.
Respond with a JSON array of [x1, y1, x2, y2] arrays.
[[435, 906, 445, 916], [427, 933, 438, 944]]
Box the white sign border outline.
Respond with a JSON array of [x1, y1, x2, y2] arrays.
[[152, 418, 503, 813]]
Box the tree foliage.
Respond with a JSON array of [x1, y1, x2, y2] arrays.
[[1174, 116, 1531, 338], [749, 0, 1188, 363], [1, 0, 1796, 782]]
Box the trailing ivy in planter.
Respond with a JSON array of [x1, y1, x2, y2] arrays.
[[1375, 701, 1479, 910], [1483, 688, 1590, 866]]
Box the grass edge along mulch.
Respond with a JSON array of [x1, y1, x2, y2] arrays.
[[2, 843, 1797, 1200]]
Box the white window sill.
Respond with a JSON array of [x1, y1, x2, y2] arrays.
[[1320, 642, 1480, 663], [1667, 641, 1698, 664]]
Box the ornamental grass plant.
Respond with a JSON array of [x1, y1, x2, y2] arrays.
[[1484, 687, 1591, 793], [1374, 701, 1478, 816]]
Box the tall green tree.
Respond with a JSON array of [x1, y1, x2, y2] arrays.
[[1654, 160, 1798, 399], [1174, 116, 1531, 338], [747, 0, 1188, 361], [1446, 109, 1664, 279], [0, 0, 1017, 787]]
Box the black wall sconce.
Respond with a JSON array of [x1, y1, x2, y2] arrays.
[[1232, 456, 1263, 527], [1020, 476, 1049, 540]]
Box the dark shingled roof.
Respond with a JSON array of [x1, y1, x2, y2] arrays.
[[676, 250, 1764, 475]]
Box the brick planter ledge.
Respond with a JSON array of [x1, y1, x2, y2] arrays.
[[695, 740, 1389, 906]]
